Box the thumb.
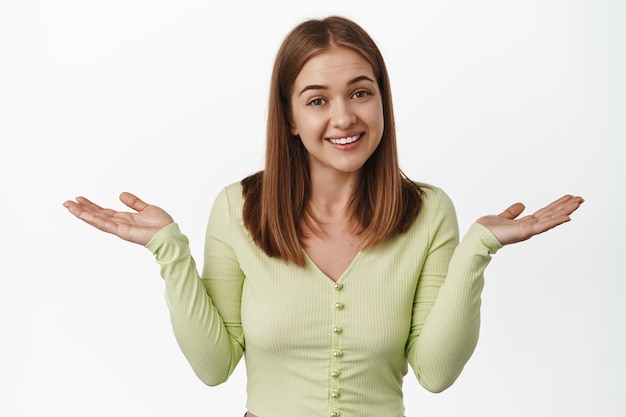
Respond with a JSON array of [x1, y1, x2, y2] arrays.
[[119, 192, 150, 212], [499, 202, 525, 220]]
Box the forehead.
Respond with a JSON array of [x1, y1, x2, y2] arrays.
[[294, 46, 375, 85]]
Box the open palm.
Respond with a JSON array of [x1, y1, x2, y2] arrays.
[[477, 194, 584, 246], [63, 192, 174, 246]]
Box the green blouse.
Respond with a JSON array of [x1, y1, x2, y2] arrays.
[[146, 182, 502, 417]]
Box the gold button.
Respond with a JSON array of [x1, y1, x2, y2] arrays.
[[330, 370, 340, 378], [330, 412, 339, 417], [332, 350, 343, 358], [335, 302, 344, 310], [332, 326, 343, 334], [331, 390, 340, 398], [334, 283, 343, 290]]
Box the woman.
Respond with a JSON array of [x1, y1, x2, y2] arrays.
[[64, 16, 583, 417]]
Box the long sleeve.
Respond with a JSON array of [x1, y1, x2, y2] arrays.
[[405, 189, 502, 392], [144, 183, 503, 415], [145, 188, 245, 386]]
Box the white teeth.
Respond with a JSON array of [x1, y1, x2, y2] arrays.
[[329, 134, 360, 145]]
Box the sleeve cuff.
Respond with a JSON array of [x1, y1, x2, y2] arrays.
[[467, 222, 503, 254], [145, 222, 188, 257]]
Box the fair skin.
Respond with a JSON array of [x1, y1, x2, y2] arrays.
[[63, 47, 584, 252], [63, 46, 583, 417], [289, 46, 384, 281]]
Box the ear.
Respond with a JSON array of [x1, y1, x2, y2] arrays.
[[287, 110, 298, 136]]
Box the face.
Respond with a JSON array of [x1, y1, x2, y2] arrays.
[[289, 46, 384, 180]]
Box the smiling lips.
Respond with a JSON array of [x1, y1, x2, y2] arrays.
[[328, 133, 361, 145]]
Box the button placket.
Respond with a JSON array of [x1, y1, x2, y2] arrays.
[[329, 281, 344, 414]]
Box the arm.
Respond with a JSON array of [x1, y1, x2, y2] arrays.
[[406, 192, 584, 392], [145, 189, 245, 386], [64, 189, 244, 385], [406, 189, 500, 392]]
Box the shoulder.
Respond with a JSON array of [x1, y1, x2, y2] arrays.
[[418, 184, 456, 214], [209, 181, 245, 219], [223, 181, 244, 200], [407, 183, 458, 238]]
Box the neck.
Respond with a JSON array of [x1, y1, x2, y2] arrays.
[[310, 171, 360, 214], [306, 167, 362, 229]]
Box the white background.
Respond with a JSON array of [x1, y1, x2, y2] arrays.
[[1, 0, 624, 416]]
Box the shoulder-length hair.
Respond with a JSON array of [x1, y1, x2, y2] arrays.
[[242, 16, 424, 266]]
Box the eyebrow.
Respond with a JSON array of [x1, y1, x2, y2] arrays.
[[298, 75, 376, 96]]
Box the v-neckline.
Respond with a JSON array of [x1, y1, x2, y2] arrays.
[[303, 249, 363, 284]]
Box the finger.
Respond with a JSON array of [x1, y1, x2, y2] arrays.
[[498, 202, 525, 220], [524, 196, 585, 235], [559, 195, 585, 215], [532, 208, 577, 234], [74, 196, 104, 210], [533, 195, 584, 218], [63, 200, 77, 210], [119, 192, 150, 212], [63, 200, 84, 218], [64, 201, 119, 233], [72, 196, 118, 217], [533, 195, 573, 214], [63, 199, 103, 219]]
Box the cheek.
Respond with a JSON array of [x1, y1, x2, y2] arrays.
[[293, 113, 325, 138], [366, 103, 385, 132]]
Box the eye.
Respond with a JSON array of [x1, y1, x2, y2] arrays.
[[352, 90, 371, 99], [307, 97, 326, 107]]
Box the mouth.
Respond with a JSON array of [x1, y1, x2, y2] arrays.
[[327, 133, 362, 145]]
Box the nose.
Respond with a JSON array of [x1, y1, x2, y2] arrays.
[[330, 100, 357, 129]]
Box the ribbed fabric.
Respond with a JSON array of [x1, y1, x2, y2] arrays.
[[146, 183, 502, 417]]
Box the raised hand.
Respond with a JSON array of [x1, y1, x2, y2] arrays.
[[63, 192, 174, 246], [476, 194, 584, 246]]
